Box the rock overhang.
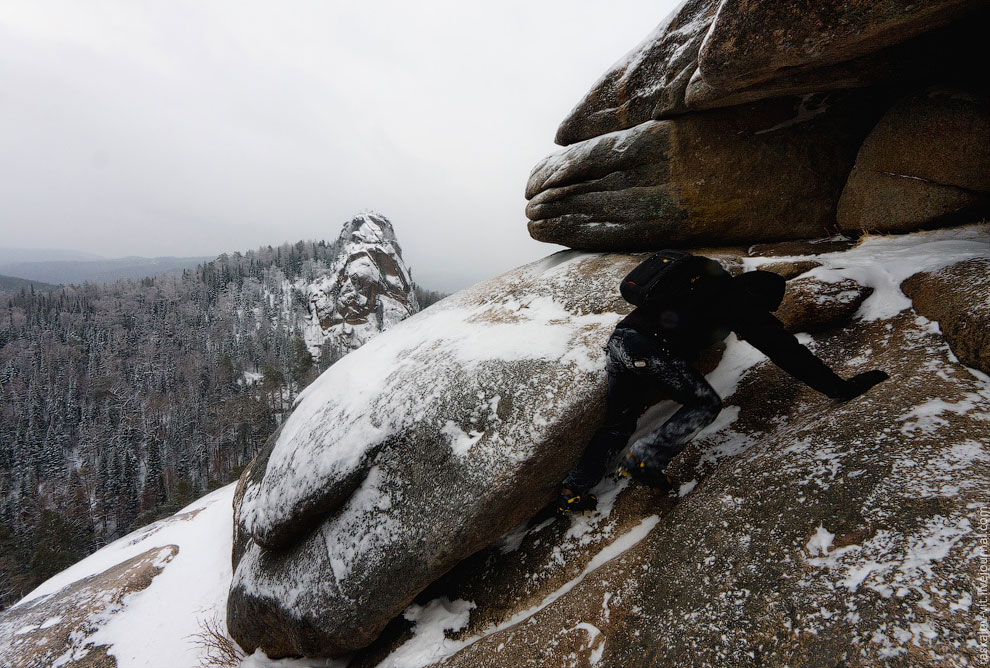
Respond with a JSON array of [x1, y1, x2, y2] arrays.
[[535, 0, 989, 252]]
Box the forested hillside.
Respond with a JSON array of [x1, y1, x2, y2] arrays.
[[0, 215, 436, 606]]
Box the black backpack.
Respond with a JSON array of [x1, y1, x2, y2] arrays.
[[619, 250, 705, 308]]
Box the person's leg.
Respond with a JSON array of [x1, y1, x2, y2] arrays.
[[623, 345, 722, 479], [563, 369, 645, 492], [559, 330, 651, 512]]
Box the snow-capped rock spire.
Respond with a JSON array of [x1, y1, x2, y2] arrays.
[[302, 212, 419, 361]]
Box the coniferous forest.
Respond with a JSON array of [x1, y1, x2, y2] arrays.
[[0, 239, 441, 607]]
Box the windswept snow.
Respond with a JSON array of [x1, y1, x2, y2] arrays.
[[4, 485, 236, 668], [742, 225, 990, 321]]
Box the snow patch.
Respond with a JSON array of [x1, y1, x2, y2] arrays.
[[806, 526, 835, 557], [379, 515, 660, 666], [376, 598, 477, 668]]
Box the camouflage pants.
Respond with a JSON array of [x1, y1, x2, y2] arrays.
[[564, 327, 722, 491]]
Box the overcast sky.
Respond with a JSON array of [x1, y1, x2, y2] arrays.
[[0, 0, 677, 291]]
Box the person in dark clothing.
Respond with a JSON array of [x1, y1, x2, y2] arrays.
[[558, 251, 888, 513]]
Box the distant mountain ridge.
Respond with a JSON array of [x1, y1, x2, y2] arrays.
[[0, 248, 104, 264], [0, 274, 56, 291], [0, 255, 215, 286]]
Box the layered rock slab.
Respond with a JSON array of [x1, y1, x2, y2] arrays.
[[556, 0, 984, 145], [228, 252, 647, 657], [0, 546, 176, 668], [528, 95, 881, 250], [431, 311, 989, 667]]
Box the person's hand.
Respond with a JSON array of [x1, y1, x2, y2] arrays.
[[840, 370, 889, 400]]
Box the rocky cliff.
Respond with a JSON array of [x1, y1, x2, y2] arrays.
[[301, 212, 419, 362], [224, 227, 989, 668], [2, 227, 987, 667], [2, 2, 988, 667], [526, 0, 988, 249]]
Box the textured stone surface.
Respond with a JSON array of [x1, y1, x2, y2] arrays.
[[775, 277, 872, 333], [227, 252, 646, 658], [303, 212, 419, 361], [758, 260, 822, 281], [837, 89, 990, 234], [426, 309, 988, 667], [554, 0, 720, 145], [902, 256, 990, 374], [529, 95, 879, 250], [556, 0, 984, 145], [337, 228, 990, 668], [694, 0, 974, 102]]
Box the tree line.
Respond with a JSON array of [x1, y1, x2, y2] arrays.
[[0, 238, 440, 606]]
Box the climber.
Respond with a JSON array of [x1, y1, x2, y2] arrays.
[[557, 250, 888, 514]]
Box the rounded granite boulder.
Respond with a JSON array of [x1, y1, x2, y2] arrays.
[[836, 88, 990, 234], [227, 251, 644, 658]]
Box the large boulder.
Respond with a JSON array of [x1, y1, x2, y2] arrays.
[[687, 0, 977, 110], [539, 0, 988, 252], [836, 89, 990, 234], [227, 251, 644, 657], [901, 256, 990, 374], [556, 0, 984, 145], [343, 225, 990, 668], [527, 94, 880, 250], [424, 311, 989, 668]]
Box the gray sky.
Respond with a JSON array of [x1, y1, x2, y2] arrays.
[[0, 0, 677, 291]]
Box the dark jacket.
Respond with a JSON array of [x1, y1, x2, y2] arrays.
[[617, 256, 852, 399]]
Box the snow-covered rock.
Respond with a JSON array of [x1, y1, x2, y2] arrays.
[[837, 88, 990, 235], [555, 0, 984, 145], [361, 225, 990, 668], [0, 486, 236, 668], [775, 276, 873, 333], [4, 227, 989, 668], [227, 251, 643, 657], [301, 212, 419, 360], [902, 256, 990, 374]]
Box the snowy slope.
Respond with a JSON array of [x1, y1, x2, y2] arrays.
[[1, 486, 236, 668]]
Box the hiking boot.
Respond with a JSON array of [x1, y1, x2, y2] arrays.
[[556, 488, 598, 515], [618, 450, 676, 494]]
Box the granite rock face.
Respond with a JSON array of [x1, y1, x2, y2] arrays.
[[302, 212, 419, 361], [0, 546, 177, 668], [556, 0, 984, 145], [528, 95, 879, 250], [837, 89, 990, 234], [340, 226, 990, 668], [537, 0, 988, 251], [902, 256, 990, 374], [229, 227, 990, 664], [775, 277, 872, 333], [687, 0, 977, 111], [227, 252, 644, 658], [426, 310, 989, 668]]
